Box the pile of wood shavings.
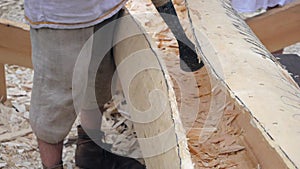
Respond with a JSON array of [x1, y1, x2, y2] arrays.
[[101, 94, 143, 159], [0, 65, 80, 168], [187, 104, 246, 169], [0, 0, 25, 23], [0, 65, 39, 168]]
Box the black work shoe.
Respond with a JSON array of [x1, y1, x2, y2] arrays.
[[75, 125, 145, 169], [42, 162, 63, 169]]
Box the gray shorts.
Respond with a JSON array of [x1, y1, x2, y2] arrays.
[[30, 7, 161, 144], [30, 11, 123, 143]]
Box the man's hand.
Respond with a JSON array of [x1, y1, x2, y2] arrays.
[[152, 0, 204, 72]]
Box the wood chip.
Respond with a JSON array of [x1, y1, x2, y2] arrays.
[[210, 135, 226, 144], [226, 113, 238, 125], [219, 145, 245, 154], [0, 162, 7, 168], [0, 128, 32, 142], [0, 128, 8, 135]]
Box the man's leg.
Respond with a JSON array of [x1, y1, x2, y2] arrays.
[[75, 9, 145, 169], [79, 10, 120, 138], [29, 27, 93, 168], [76, 52, 145, 168], [38, 139, 63, 168]]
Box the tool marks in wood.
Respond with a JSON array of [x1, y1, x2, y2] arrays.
[[221, 0, 274, 61]]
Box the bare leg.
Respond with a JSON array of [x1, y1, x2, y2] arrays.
[[38, 138, 63, 168]]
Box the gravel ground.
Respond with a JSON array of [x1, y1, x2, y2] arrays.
[[284, 42, 300, 56], [0, 65, 79, 168], [0, 0, 24, 23]]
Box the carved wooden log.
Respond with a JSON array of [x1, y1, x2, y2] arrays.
[[123, 0, 300, 168], [184, 0, 299, 168]]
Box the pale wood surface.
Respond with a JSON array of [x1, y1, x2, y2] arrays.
[[186, 0, 299, 168], [113, 13, 193, 169], [246, 0, 300, 52]]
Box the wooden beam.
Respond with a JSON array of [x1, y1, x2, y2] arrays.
[[246, 0, 300, 52], [124, 0, 300, 168], [113, 13, 193, 169], [0, 63, 6, 102], [0, 18, 32, 68], [186, 0, 300, 168]]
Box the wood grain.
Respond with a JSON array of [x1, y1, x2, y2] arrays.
[[0, 18, 32, 68]]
